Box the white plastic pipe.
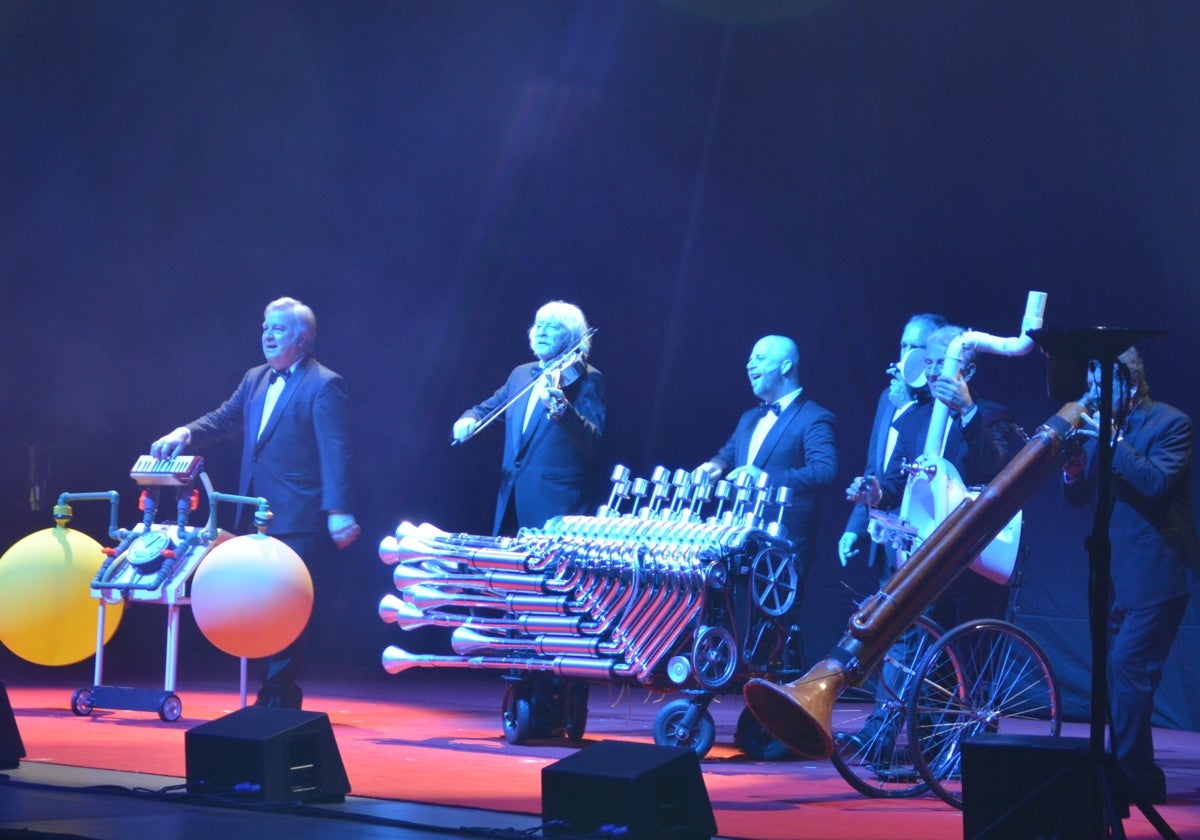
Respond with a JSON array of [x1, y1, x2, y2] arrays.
[[922, 291, 1046, 457]]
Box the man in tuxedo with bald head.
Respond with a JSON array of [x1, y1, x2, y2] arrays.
[[700, 334, 838, 601]]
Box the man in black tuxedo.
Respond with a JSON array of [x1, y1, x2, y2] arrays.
[[849, 324, 1018, 626], [841, 325, 1018, 764], [838, 313, 947, 574], [452, 300, 605, 737], [452, 300, 605, 536], [699, 334, 837, 598], [1064, 348, 1200, 805], [151, 296, 359, 708]]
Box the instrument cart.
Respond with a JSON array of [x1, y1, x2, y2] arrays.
[[58, 456, 272, 721]]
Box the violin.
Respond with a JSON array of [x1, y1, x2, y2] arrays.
[[452, 328, 596, 446]]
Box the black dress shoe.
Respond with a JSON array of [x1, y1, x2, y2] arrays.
[[254, 684, 304, 709], [834, 718, 895, 759], [871, 764, 921, 784]]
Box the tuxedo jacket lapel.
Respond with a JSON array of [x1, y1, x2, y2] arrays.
[[872, 398, 898, 476], [753, 398, 803, 467], [505, 376, 541, 459], [518, 394, 545, 455], [255, 361, 307, 452], [248, 371, 271, 450]]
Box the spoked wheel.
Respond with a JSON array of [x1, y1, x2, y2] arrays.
[[692, 626, 738, 689], [749, 547, 798, 617], [735, 707, 794, 761], [653, 698, 717, 758], [906, 619, 1061, 809], [501, 682, 533, 745], [829, 616, 942, 798]]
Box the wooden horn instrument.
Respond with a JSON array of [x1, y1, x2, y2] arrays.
[[743, 400, 1090, 759]]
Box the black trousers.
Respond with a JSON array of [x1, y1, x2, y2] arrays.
[[255, 530, 328, 708]]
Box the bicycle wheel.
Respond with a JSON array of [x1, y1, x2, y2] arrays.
[[907, 618, 1061, 809], [829, 615, 942, 798]]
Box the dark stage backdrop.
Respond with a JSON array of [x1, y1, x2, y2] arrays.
[[2, 2, 1198, 729]]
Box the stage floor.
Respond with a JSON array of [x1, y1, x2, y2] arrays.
[[2, 671, 1198, 839]]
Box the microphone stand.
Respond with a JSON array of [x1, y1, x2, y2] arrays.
[[1030, 327, 1176, 840]]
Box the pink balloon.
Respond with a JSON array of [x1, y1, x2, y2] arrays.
[[191, 534, 312, 658]]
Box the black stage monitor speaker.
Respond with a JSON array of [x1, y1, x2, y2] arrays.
[[185, 706, 350, 804], [962, 734, 1095, 840], [542, 739, 716, 839], [0, 682, 26, 770]]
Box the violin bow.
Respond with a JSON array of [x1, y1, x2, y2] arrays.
[[452, 327, 596, 446]]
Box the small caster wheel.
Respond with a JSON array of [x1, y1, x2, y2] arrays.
[[158, 693, 183, 722], [653, 698, 716, 758], [501, 683, 533, 744], [71, 688, 94, 717]]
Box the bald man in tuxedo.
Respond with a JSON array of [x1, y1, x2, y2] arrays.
[[700, 334, 837, 607]]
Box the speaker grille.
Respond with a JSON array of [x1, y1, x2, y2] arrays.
[[542, 740, 715, 839], [185, 706, 350, 804]]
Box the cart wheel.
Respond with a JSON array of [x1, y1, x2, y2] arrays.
[[564, 681, 589, 743], [749, 547, 798, 617], [501, 683, 533, 745], [692, 626, 738, 689], [653, 698, 716, 758], [158, 693, 183, 722], [735, 707, 793, 761], [70, 688, 94, 717]]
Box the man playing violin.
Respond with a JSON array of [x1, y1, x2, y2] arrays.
[[451, 301, 606, 741], [452, 300, 606, 537]]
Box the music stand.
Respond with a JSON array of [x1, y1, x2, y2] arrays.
[[1029, 327, 1176, 840]]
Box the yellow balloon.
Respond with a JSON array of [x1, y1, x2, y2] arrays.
[[191, 534, 313, 659], [0, 527, 124, 666]]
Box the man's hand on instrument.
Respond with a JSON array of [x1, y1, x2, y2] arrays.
[[838, 531, 860, 567], [846, 475, 882, 506], [1076, 408, 1121, 448], [452, 417, 478, 443], [725, 465, 765, 484], [1074, 408, 1107, 440], [150, 427, 191, 459], [541, 384, 569, 420], [328, 512, 361, 549], [931, 376, 973, 416]]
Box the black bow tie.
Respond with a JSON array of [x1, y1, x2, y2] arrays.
[[270, 368, 291, 384], [758, 401, 781, 417]]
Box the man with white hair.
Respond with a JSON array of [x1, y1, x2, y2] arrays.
[[452, 300, 606, 740], [453, 300, 606, 536], [151, 296, 359, 708]]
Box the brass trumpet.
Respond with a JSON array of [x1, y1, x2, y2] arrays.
[[743, 400, 1090, 759]]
